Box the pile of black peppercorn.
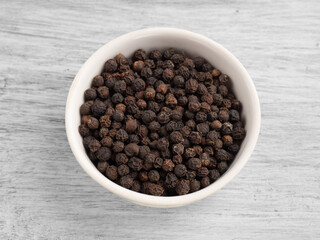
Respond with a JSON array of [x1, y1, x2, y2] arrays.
[[79, 48, 246, 196]]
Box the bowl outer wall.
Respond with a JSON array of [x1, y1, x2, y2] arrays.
[[65, 28, 261, 208]]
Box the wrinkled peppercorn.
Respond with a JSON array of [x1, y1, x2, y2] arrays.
[[84, 88, 97, 101], [91, 101, 106, 117], [104, 59, 118, 73], [96, 86, 109, 99], [92, 75, 104, 87], [228, 144, 240, 153], [188, 101, 201, 113], [209, 169, 220, 181], [106, 165, 118, 180], [190, 179, 201, 192], [189, 131, 202, 145], [200, 176, 210, 188], [218, 161, 228, 174], [148, 170, 160, 183], [162, 68, 175, 82], [112, 110, 124, 122], [132, 78, 146, 92], [141, 67, 153, 79], [95, 147, 111, 161], [105, 77, 115, 89], [232, 127, 246, 140], [170, 131, 184, 144], [79, 124, 91, 137], [87, 117, 99, 130], [185, 78, 199, 93], [193, 56, 205, 70], [195, 111, 207, 123], [111, 93, 124, 104], [153, 157, 164, 169], [172, 143, 184, 155], [162, 159, 175, 172], [80, 101, 93, 115], [133, 49, 147, 61], [124, 143, 140, 157], [184, 147, 196, 159], [222, 135, 233, 147], [165, 93, 177, 107], [115, 153, 128, 165], [176, 179, 190, 195], [139, 171, 149, 182], [174, 164, 187, 178], [120, 175, 133, 189], [141, 110, 156, 124], [187, 158, 201, 170], [115, 129, 128, 142], [112, 141, 124, 153], [163, 48, 176, 59], [148, 183, 164, 196], [128, 157, 143, 171], [131, 180, 141, 192], [118, 164, 130, 176], [197, 167, 209, 177], [170, 154, 181, 165], [97, 161, 109, 173], [196, 123, 209, 136]]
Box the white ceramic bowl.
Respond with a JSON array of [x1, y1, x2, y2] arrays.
[[65, 28, 260, 208]]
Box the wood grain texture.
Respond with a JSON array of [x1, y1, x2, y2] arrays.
[[1, 0, 320, 239]]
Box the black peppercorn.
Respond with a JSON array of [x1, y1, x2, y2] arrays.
[[228, 144, 240, 153], [174, 164, 187, 178], [133, 49, 147, 61], [112, 141, 124, 153], [141, 67, 153, 79], [92, 75, 104, 87], [200, 176, 210, 188], [131, 78, 146, 92], [218, 161, 228, 174], [165, 172, 178, 189], [96, 147, 111, 161], [162, 159, 175, 172], [79, 124, 91, 137], [148, 170, 160, 183], [91, 101, 106, 117], [106, 165, 118, 180], [128, 157, 143, 171], [175, 179, 190, 195], [232, 127, 246, 140], [185, 78, 199, 93], [187, 158, 201, 170], [124, 143, 140, 157], [148, 121, 161, 132], [163, 48, 176, 59], [195, 111, 207, 123], [189, 131, 202, 145], [111, 93, 124, 104], [112, 110, 124, 122], [104, 59, 118, 73], [170, 131, 184, 144], [118, 164, 130, 176], [188, 101, 201, 113], [84, 88, 97, 101], [141, 110, 156, 124], [190, 179, 201, 192]]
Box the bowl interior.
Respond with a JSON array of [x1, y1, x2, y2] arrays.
[[66, 28, 260, 207]]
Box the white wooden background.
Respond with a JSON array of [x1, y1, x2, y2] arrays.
[[1, 0, 320, 239]]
